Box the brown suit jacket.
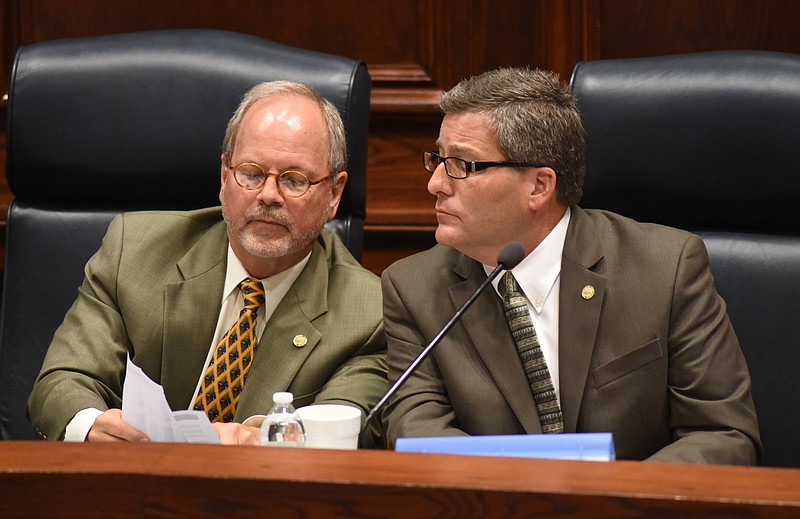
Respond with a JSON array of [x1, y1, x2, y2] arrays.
[[381, 207, 761, 463]]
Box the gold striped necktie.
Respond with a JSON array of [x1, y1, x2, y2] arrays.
[[501, 272, 564, 434], [194, 277, 265, 422]]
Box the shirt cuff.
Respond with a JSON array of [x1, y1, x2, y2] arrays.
[[64, 408, 104, 441], [242, 414, 266, 429]]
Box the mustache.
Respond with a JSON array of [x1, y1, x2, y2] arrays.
[[243, 204, 293, 228]]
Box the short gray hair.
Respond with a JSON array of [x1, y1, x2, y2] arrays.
[[222, 81, 347, 176], [440, 67, 584, 206]]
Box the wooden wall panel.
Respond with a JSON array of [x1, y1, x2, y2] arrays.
[[590, 0, 800, 59], [2, 0, 800, 274], [12, 1, 429, 66]]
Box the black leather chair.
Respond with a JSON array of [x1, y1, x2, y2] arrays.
[[0, 29, 371, 440], [570, 50, 800, 467]]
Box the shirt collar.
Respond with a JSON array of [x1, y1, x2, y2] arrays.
[[223, 245, 311, 304], [486, 207, 571, 313]]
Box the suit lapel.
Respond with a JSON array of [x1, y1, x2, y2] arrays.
[[161, 221, 228, 410], [236, 239, 328, 417], [558, 208, 606, 433], [452, 255, 544, 434]]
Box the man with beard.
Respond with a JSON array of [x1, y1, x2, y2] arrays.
[[28, 81, 387, 446]]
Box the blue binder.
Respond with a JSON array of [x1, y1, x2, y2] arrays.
[[395, 433, 615, 461]]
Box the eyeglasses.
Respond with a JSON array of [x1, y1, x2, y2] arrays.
[[226, 162, 331, 198], [422, 151, 540, 179]]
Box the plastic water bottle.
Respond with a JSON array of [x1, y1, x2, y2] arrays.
[[260, 392, 306, 447]]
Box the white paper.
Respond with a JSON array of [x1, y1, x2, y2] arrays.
[[122, 356, 219, 444]]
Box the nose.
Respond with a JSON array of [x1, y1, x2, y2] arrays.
[[427, 161, 451, 196], [256, 173, 285, 204]]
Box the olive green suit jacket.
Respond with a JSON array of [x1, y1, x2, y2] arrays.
[[28, 208, 387, 445], [382, 207, 761, 464]]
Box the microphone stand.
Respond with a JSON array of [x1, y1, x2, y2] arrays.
[[360, 261, 511, 442]]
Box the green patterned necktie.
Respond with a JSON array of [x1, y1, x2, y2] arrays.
[[501, 272, 564, 433], [193, 278, 265, 423]]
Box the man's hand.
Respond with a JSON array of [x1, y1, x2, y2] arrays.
[[87, 409, 149, 442], [212, 422, 261, 445]]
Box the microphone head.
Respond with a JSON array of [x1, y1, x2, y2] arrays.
[[497, 241, 525, 270]]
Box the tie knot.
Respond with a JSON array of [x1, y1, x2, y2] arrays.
[[500, 271, 520, 297], [239, 278, 266, 311]]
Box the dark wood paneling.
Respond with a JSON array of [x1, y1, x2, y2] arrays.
[[361, 227, 437, 275], [366, 112, 441, 228], [13, 1, 428, 65], [592, 0, 800, 58]]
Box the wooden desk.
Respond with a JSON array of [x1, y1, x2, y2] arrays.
[[0, 441, 798, 518]]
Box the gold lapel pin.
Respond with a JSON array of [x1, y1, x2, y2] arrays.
[[581, 285, 595, 300], [292, 334, 308, 348]]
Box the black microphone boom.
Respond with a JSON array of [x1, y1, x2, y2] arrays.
[[361, 241, 525, 438]]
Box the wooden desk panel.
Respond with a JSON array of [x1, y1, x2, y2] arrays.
[[0, 441, 798, 518]]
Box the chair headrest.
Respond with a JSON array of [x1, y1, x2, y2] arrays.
[[6, 29, 370, 216], [570, 50, 800, 233]]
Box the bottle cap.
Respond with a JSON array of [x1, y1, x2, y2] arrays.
[[272, 391, 294, 404]]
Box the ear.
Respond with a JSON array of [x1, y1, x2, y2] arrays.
[[326, 171, 348, 221], [219, 154, 228, 204], [527, 167, 559, 211]]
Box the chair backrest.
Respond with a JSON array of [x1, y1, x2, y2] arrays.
[[0, 29, 371, 440], [570, 50, 800, 467]]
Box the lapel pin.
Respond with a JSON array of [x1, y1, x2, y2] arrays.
[[292, 334, 308, 348], [581, 285, 595, 300]]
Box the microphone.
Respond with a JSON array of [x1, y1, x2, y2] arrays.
[[361, 241, 525, 440]]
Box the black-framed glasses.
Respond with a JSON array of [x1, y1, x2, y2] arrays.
[[226, 162, 331, 198], [422, 151, 539, 179]]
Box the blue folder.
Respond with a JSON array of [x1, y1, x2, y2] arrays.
[[395, 433, 615, 461]]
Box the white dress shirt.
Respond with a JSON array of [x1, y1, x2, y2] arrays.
[[485, 207, 571, 403], [188, 246, 309, 407]]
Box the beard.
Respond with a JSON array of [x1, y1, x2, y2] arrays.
[[222, 197, 330, 259]]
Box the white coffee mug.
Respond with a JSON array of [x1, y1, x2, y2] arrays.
[[296, 404, 362, 450]]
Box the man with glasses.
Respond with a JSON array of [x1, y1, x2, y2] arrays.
[[28, 81, 387, 446], [381, 67, 761, 464]]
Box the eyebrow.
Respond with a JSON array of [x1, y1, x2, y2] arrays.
[[434, 142, 479, 156], [237, 159, 314, 173]]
